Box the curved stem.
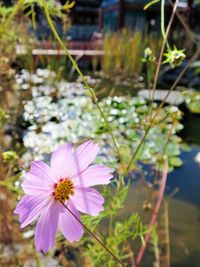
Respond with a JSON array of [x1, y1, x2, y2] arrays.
[[60, 201, 125, 267], [41, 0, 122, 163]]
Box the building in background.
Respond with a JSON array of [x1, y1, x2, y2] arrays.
[[66, 0, 102, 41], [99, 0, 200, 44], [5, 0, 199, 52], [100, 0, 172, 34]]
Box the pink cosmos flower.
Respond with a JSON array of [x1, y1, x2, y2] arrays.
[[14, 141, 112, 253]]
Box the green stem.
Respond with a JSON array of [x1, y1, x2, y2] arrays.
[[146, 61, 152, 115], [125, 126, 150, 175], [60, 201, 125, 267], [125, 46, 199, 175], [109, 213, 113, 236], [125, 0, 180, 174], [161, 0, 170, 50], [0, 0, 24, 37], [109, 174, 124, 235], [150, 0, 179, 115], [41, 0, 122, 163], [31, 4, 37, 30]]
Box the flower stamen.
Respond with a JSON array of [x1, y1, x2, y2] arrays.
[[53, 179, 74, 201]]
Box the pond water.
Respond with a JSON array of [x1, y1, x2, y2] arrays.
[[125, 109, 200, 267], [3, 69, 199, 266], [167, 145, 200, 267], [165, 111, 200, 267]]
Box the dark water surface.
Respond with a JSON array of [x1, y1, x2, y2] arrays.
[[166, 110, 200, 267], [167, 146, 200, 208], [166, 145, 200, 267]]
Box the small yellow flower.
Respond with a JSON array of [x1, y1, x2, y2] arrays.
[[164, 46, 186, 68]]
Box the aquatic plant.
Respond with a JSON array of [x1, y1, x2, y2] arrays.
[[184, 90, 200, 114], [17, 70, 183, 171]]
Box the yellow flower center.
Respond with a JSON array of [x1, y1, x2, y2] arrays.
[[53, 179, 74, 201]]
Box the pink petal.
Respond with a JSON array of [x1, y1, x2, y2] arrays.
[[35, 201, 61, 253], [73, 165, 113, 187], [50, 143, 74, 179], [22, 177, 53, 195], [59, 202, 84, 242], [71, 141, 100, 176], [14, 194, 50, 228], [28, 161, 56, 183], [71, 187, 104, 216]]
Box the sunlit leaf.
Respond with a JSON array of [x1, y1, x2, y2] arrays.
[[169, 157, 183, 167]]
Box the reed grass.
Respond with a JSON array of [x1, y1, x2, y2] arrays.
[[103, 29, 162, 77]]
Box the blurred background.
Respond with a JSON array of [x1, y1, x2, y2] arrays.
[[0, 0, 200, 267]]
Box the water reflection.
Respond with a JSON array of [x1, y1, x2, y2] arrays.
[[167, 145, 200, 266], [167, 146, 200, 207]]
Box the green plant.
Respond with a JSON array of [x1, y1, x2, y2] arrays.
[[103, 30, 162, 78], [184, 90, 200, 114]]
